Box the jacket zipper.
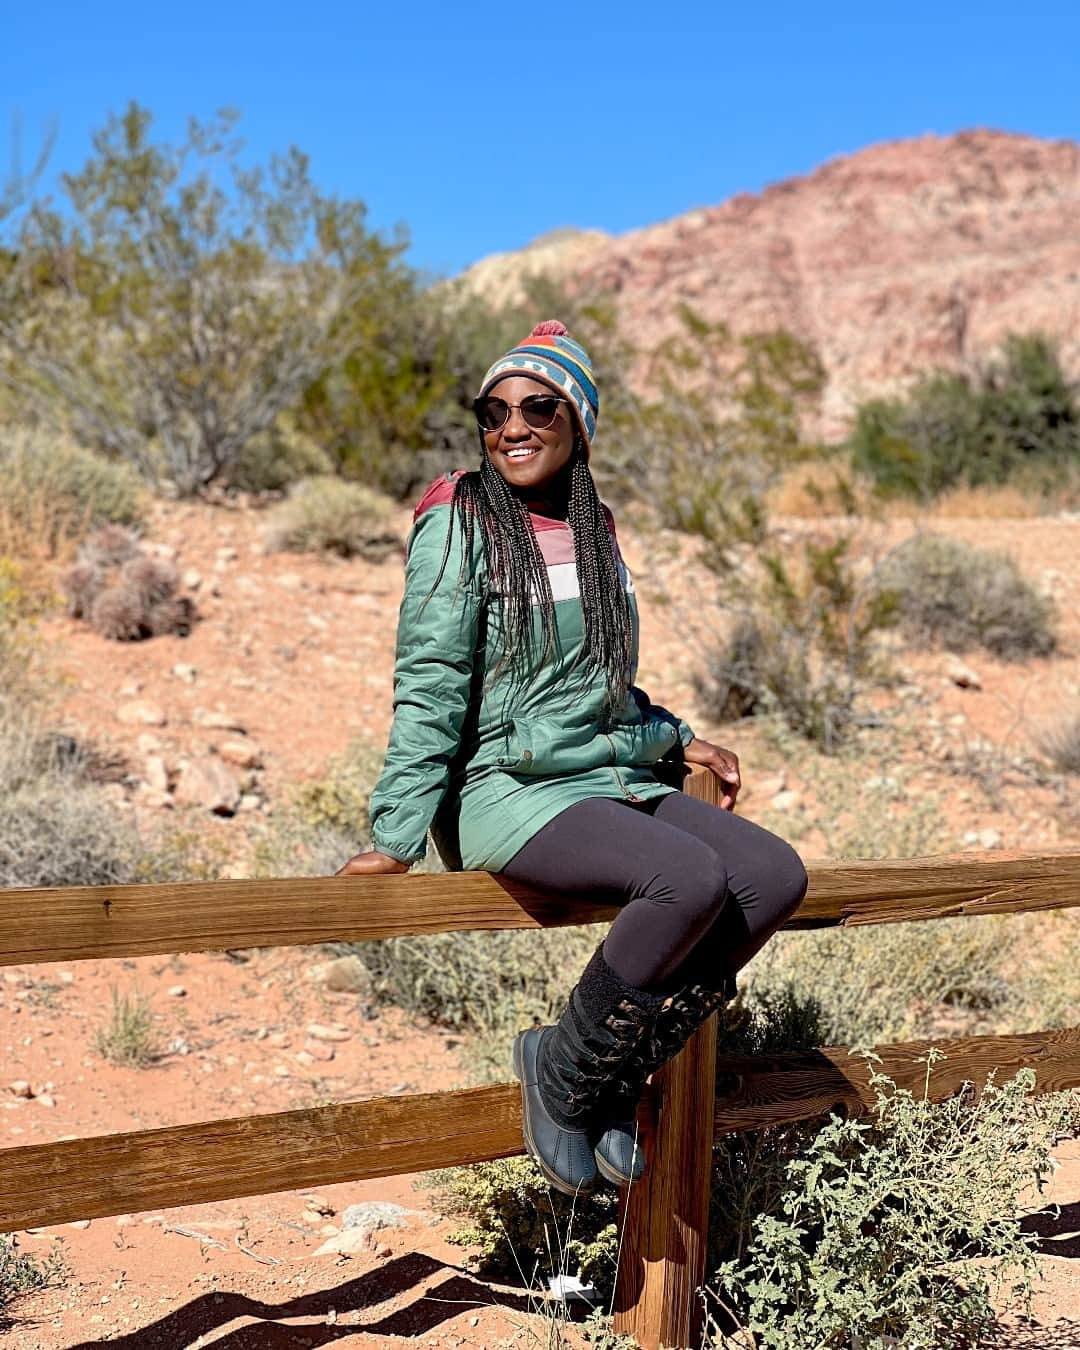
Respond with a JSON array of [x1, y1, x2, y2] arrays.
[[602, 733, 643, 803]]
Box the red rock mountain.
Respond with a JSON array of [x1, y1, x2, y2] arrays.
[[459, 131, 1080, 438]]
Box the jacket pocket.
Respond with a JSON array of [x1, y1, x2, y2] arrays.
[[496, 712, 679, 776], [497, 716, 614, 776]]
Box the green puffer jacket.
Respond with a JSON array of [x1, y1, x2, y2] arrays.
[[368, 473, 695, 872]]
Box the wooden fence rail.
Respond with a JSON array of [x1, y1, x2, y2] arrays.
[[1, 768, 1078, 1349]]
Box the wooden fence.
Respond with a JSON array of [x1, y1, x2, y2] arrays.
[[1, 766, 1079, 1349]]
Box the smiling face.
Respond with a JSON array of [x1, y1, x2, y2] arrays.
[[481, 374, 578, 492]]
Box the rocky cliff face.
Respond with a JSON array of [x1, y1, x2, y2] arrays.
[[459, 131, 1080, 438]]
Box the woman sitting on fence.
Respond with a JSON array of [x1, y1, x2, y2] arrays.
[[336, 321, 808, 1196]]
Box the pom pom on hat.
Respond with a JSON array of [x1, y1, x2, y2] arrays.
[[530, 319, 568, 337], [478, 320, 598, 450]]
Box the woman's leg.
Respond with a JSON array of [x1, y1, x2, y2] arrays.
[[499, 796, 733, 991], [646, 791, 808, 982]]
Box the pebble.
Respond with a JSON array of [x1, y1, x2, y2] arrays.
[[117, 701, 168, 728], [305, 1024, 351, 1043], [167, 985, 187, 998], [37, 1094, 56, 1108], [8, 1081, 32, 1099], [218, 740, 262, 769], [302, 1039, 335, 1063], [295, 1051, 315, 1068], [193, 708, 246, 733], [770, 790, 800, 811], [172, 663, 198, 683]]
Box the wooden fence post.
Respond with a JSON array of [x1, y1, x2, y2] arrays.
[[612, 766, 722, 1350]]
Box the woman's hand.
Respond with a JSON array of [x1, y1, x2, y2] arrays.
[[335, 851, 411, 876], [683, 738, 741, 811]]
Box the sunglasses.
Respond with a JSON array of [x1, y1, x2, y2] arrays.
[[473, 393, 567, 433]]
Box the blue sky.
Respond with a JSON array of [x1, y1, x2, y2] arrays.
[[4, 2, 1079, 278]]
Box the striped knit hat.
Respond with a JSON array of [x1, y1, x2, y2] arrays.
[[478, 320, 598, 451]]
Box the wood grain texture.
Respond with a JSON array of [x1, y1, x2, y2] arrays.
[[0, 1085, 524, 1234], [1, 778, 1076, 968], [713, 1025, 1080, 1135], [613, 765, 724, 1350], [1, 1026, 1077, 1236]]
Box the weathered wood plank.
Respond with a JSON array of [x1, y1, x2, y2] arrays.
[[0, 871, 619, 967], [0, 1085, 525, 1234], [713, 1025, 1080, 1136], [1, 847, 1078, 969], [1, 1026, 1077, 1236], [614, 760, 723, 1350]]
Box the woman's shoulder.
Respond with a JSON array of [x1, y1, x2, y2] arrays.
[[413, 470, 467, 523]]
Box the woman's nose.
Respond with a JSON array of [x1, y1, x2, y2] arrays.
[[503, 407, 532, 439]]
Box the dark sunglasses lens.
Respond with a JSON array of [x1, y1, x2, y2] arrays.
[[476, 397, 508, 431], [521, 395, 560, 429]]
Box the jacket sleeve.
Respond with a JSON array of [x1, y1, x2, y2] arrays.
[[629, 685, 696, 750], [368, 507, 484, 864]]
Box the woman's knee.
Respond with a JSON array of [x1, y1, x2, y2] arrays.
[[648, 850, 729, 926], [772, 840, 809, 917]]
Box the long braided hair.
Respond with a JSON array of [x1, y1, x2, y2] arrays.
[[429, 429, 633, 712]]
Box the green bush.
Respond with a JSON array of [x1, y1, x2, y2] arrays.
[[0, 1236, 66, 1329], [222, 418, 334, 494], [874, 532, 1055, 659], [428, 1156, 621, 1298], [0, 434, 144, 553], [705, 1057, 1076, 1349], [261, 475, 403, 560], [849, 333, 1080, 500]]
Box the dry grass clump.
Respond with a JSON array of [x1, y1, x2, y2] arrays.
[[0, 434, 145, 564], [0, 689, 177, 890], [94, 988, 161, 1068], [262, 475, 403, 559], [923, 482, 1044, 519], [61, 525, 195, 641], [1035, 712, 1080, 775], [765, 461, 869, 518], [874, 532, 1056, 659]]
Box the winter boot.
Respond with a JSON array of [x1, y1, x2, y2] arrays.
[[512, 944, 666, 1197], [593, 972, 737, 1187]]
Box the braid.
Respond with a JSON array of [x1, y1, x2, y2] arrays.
[[566, 437, 633, 709], [427, 432, 633, 709]]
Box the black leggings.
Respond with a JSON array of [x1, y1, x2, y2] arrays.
[[498, 793, 808, 992]]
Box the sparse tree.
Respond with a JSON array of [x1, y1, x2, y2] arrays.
[[1, 104, 408, 495]]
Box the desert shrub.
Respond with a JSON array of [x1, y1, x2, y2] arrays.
[[693, 537, 896, 750], [747, 917, 1016, 1049], [705, 1057, 1076, 1350], [0, 434, 145, 559], [1036, 711, 1080, 775], [850, 333, 1080, 500], [428, 1156, 621, 1298], [261, 475, 402, 560], [61, 525, 194, 640], [221, 418, 335, 494], [874, 532, 1055, 659], [0, 1235, 66, 1329], [0, 692, 184, 888], [353, 926, 601, 1080], [94, 988, 160, 1068]]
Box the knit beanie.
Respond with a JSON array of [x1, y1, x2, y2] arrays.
[[478, 320, 599, 452]]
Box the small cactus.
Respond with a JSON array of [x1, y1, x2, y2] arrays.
[[63, 561, 101, 619], [120, 554, 177, 607], [62, 526, 195, 642], [90, 585, 148, 641]]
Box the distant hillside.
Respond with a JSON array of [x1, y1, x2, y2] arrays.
[[456, 131, 1080, 438]]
